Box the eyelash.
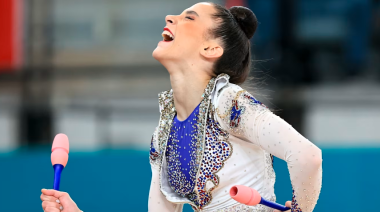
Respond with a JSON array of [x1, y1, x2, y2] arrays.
[[186, 16, 194, 20]]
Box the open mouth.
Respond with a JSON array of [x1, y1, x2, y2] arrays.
[[162, 28, 174, 42]]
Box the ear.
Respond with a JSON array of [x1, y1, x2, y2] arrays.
[[200, 42, 223, 59]]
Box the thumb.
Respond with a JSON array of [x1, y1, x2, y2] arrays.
[[285, 200, 292, 208]]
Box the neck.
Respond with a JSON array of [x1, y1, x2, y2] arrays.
[[166, 62, 212, 122]]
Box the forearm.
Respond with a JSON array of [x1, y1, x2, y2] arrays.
[[258, 111, 322, 212], [288, 147, 322, 211]]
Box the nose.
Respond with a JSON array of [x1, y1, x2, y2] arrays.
[[165, 15, 176, 25]]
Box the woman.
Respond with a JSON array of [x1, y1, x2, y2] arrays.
[[40, 2, 322, 212]]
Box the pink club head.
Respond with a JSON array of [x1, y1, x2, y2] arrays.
[[51, 133, 69, 167], [230, 185, 262, 206]]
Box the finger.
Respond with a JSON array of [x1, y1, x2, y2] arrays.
[[40, 194, 59, 203], [42, 201, 61, 210], [44, 205, 61, 212], [41, 189, 66, 199]]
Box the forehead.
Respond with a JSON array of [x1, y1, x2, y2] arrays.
[[184, 2, 215, 17]]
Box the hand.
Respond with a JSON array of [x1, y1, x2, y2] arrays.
[[274, 201, 291, 212], [41, 189, 82, 212]]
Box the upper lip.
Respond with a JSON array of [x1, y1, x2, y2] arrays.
[[163, 27, 175, 38]]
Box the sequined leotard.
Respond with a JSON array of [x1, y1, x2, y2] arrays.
[[148, 74, 322, 212], [165, 103, 200, 197]]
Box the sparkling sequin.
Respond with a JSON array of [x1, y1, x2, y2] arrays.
[[153, 74, 233, 211], [165, 104, 200, 197], [151, 73, 320, 212], [291, 187, 303, 212], [188, 105, 232, 209], [230, 99, 246, 128], [150, 136, 159, 161], [216, 88, 269, 136], [264, 151, 276, 204], [243, 93, 268, 108], [212, 203, 273, 212], [149, 129, 161, 168]]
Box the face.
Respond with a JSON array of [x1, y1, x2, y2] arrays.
[[152, 2, 219, 64]]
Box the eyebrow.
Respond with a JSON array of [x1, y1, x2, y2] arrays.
[[185, 10, 199, 17]]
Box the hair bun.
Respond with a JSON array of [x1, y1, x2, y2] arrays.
[[229, 6, 258, 39]]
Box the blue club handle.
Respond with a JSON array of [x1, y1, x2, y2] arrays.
[[260, 198, 291, 211], [53, 164, 64, 190]]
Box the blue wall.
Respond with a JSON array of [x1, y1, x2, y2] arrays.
[[0, 147, 379, 211]]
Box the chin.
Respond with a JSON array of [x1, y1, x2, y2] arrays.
[[152, 47, 162, 61], [152, 47, 175, 63]]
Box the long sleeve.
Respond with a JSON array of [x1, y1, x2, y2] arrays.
[[215, 86, 322, 212], [148, 131, 183, 212]]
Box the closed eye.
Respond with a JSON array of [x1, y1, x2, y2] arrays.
[[186, 16, 194, 20]]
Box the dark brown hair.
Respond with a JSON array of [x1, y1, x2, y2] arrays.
[[209, 3, 258, 84]]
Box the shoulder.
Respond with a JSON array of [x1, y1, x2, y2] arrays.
[[214, 82, 270, 131], [215, 82, 268, 109], [210, 75, 243, 106], [213, 83, 272, 139], [218, 83, 244, 98]]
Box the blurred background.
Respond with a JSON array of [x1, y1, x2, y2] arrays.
[[0, 0, 379, 211]]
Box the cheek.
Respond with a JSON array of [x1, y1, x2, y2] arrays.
[[189, 24, 205, 41], [185, 23, 204, 35], [177, 23, 205, 48]]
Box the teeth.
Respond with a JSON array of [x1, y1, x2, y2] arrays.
[[162, 30, 174, 39]]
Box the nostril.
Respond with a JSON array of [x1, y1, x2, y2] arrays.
[[165, 15, 175, 24]]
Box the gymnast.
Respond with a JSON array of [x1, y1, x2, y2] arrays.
[[40, 2, 322, 212]]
